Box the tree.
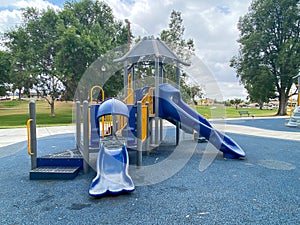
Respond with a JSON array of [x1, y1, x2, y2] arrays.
[[55, 0, 128, 100], [189, 85, 203, 105], [4, 26, 32, 100], [231, 0, 300, 115], [0, 51, 11, 96], [244, 69, 276, 109], [26, 8, 63, 116], [4, 0, 128, 115], [4, 7, 63, 114], [229, 98, 243, 108], [161, 10, 195, 64], [160, 10, 198, 97]]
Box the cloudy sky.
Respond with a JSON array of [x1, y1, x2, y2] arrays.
[[0, 0, 252, 100]]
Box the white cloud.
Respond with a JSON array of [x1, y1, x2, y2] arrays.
[[218, 81, 248, 100], [0, 0, 60, 34], [12, 0, 59, 9], [0, 9, 22, 32]]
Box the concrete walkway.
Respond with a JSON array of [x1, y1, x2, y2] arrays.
[[215, 124, 300, 141], [1, 117, 299, 148], [0, 126, 75, 148]]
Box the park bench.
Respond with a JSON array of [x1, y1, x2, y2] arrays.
[[238, 110, 250, 117]]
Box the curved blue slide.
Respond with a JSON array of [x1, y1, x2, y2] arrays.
[[89, 98, 135, 197], [158, 83, 245, 159], [89, 143, 135, 197]]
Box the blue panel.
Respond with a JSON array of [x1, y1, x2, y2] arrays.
[[90, 104, 100, 148], [127, 105, 137, 146], [37, 158, 84, 170]]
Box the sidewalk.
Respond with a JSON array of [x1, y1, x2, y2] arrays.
[[0, 126, 75, 148], [0, 117, 299, 149]]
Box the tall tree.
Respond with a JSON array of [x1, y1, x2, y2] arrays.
[[0, 51, 11, 96], [244, 67, 276, 109], [160, 10, 197, 98], [26, 7, 63, 116], [231, 0, 300, 115], [161, 10, 195, 64], [55, 0, 128, 100], [5, 26, 32, 100]]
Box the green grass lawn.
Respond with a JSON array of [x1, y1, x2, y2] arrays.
[[194, 105, 277, 118], [0, 100, 278, 128], [0, 100, 73, 128]]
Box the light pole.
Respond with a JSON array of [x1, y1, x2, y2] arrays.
[[125, 19, 131, 51]]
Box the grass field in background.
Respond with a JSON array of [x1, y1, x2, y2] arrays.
[[0, 100, 73, 128], [0, 100, 277, 128], [194, 105, 276, 118]]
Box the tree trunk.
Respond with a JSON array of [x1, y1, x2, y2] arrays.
[[277, 92, 287, 115], [50, 101, 55, 117], [18, 87, 21, 101]]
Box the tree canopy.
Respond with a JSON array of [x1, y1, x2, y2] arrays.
[[160, 10, 195, 81], [231, 0, 300, 115], [3, 0, 128, 115], [0, 51, 11, 96], [160, 10, 199, 100]]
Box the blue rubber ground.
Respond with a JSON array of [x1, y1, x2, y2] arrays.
[[222, 117, 299, 132], [0, 118, 299, 225]]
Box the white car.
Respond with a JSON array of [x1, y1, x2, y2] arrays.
[[286, 106, 300, 127]]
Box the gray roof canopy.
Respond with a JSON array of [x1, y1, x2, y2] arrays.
[[114, 37, 190, 66]]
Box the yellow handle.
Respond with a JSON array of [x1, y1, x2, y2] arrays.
[[90, 85, 104, 104], [89, 85, 105, 138], [26, 119, 34, 156]]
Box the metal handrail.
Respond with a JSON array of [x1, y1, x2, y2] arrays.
[[89, 85, 105, 103], [26, 119, 34, 156]]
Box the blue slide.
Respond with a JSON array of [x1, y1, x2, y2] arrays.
[[89, 142, 135, 197], [89, 99, 135, 197], [158, 83, 245, 159]]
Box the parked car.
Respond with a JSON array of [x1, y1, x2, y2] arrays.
[[286, 106, 300, 127]]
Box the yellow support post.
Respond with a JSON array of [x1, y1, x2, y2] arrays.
[[141, 105, 148, 141]]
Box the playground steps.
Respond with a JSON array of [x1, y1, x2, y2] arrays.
[[30, 149, 84, 180], [30, 167, 80, 180]]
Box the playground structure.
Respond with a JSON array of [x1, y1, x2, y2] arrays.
[[286, 106, 300, 127], [26, 37, 246, 196], [286, 74, 300, 127]]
